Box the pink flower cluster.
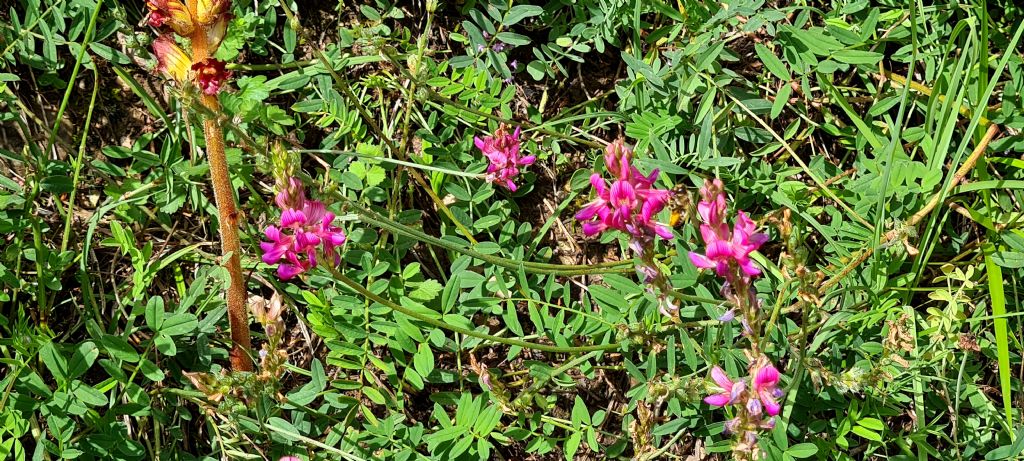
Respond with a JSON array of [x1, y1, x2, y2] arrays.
[[475, 125, 535, 191], [705, 361, 784, 451], [261, 178, 347, 280], [705, 363, 783, 417], [688, 179, 767, 280], [575, 140, 673, 242]]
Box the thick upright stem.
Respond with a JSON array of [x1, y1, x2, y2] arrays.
[[190, 9, 252, 372], [201, 94, 252, 372]]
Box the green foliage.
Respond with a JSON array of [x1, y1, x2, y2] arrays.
[[2, 0, 1024, 460]]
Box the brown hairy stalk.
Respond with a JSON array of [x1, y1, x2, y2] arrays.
[[189, 2, 252, 372]]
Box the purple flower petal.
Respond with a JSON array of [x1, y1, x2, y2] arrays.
[[260, 242, 287, 264], [590, 174, 608, 196], [304, 201, 327, 223], [281, 209, 306, 228], [705, 239, 733, 260], [277, 263, 304, 280], [581, 221, 606, 236], [761, 391, 781, 416], [746, 397, 763, 416], [739, 259, 762, 276], [703, 394, 731, 407], [610, 180, 635, 205], [575, 202, 602, 221], [688, 251, 716, 269], [264, 225, 281, 240], [709, 366, 733, 390], [654, 224, 674, 240]]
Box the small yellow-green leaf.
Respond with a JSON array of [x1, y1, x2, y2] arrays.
[[857, 417, 885, 431], [851, 425, 882, 442]]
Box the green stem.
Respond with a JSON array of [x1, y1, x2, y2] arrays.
[[758, 278, 796, 351], [507, 297, 614, 327], [61, 67, 100, 253], [398, 7, 434, 158], [664, 288, 732, 308], [517, 350, 603, 402], [328, 267, 620, 353], [44, 0, 104, 157], [226, 59, 315, 71], [639, 425, 690, 461], [32, 217, 47, 327]]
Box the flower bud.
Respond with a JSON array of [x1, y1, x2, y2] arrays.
[[603, 138, 632, 179]]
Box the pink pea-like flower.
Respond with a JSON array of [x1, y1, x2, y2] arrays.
[[575, 139, 673, 242], [475, 125, 535, 191], [751, 363, 783, 417], [688, 178, 768, 279], [261, 178, 346, 280], [704, 366, 745, 408]]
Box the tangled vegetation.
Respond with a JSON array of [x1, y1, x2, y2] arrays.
[[1, 0, 1023, 459]]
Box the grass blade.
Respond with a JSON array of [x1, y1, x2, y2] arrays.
[[984, 244, 1014, 432]]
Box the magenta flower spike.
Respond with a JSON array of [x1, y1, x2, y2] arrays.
[[575, 139, 674, 242], [688, 178, 780, 458], [474, 124, 535, 191], [575, 139, 679, 316], [261, 177, 347, 280], [704, 359, 786, 458], [688, 179, 768, 280]]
